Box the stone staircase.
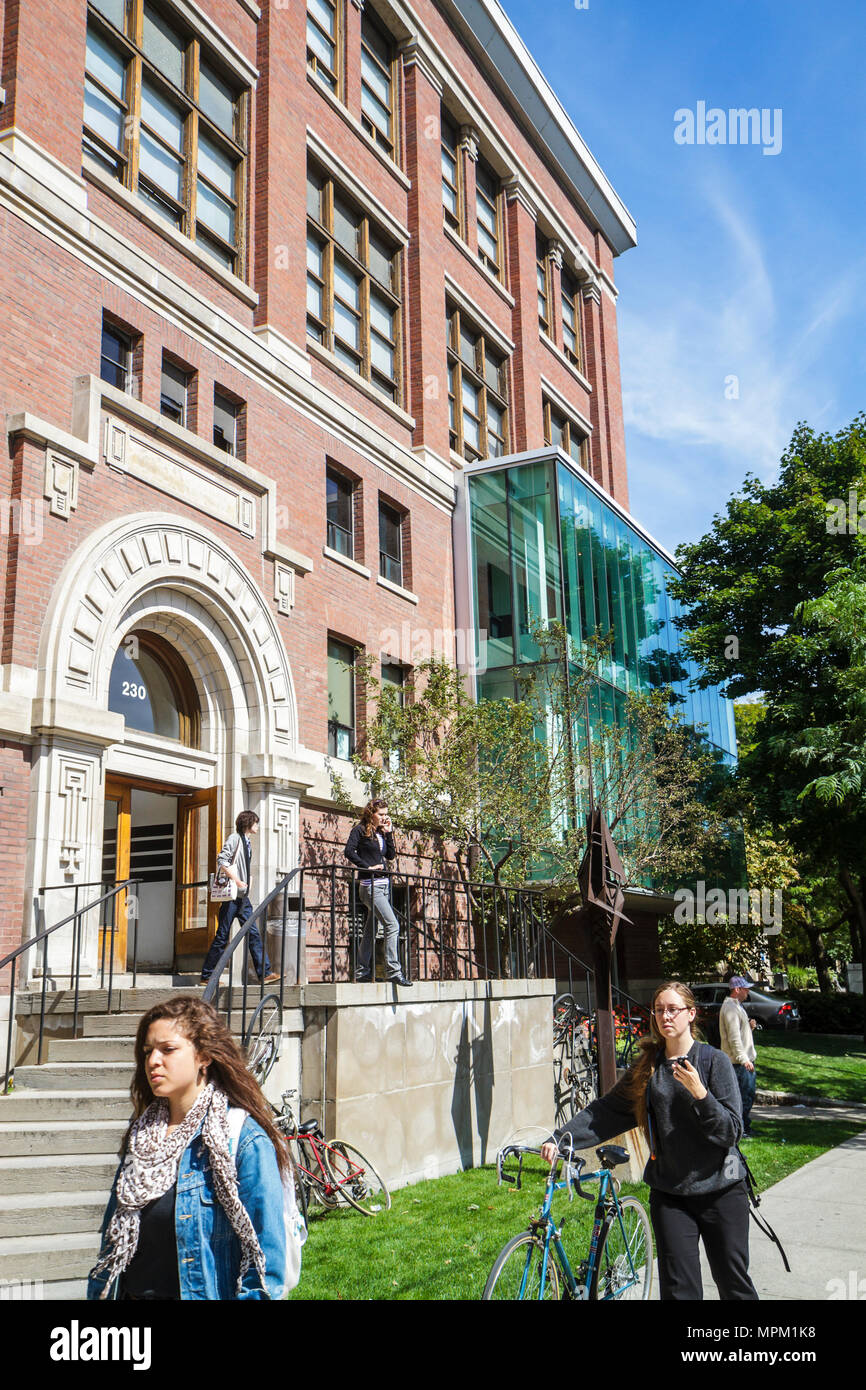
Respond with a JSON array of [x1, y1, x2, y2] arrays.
[[0, 982, 259, 1299]]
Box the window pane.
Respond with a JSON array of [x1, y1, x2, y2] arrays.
[[91, 0, 127, 30], [84, 78, 125, 150], [333, 197, 361, 256], [334, 300, 361, 350], [310, 0, 336, 37], [334, 257, 361, 309], [199, 62, 237, 137], [160, 359, 188, 423], [196, 179, 235, 242], [459, 325, 476, 369], [142, 3, 185, 89], [214, 391, 237, 453], [484, 351, 502, 393], [307, 168, 322, 220], [362, 86, 392, 140], [478, 221, 499, 263], [139, 130, 183, 200], [368, 233, 395, 289], [141, 79, 184, 151], [108, 644, 182, 740], [371, 334, 394, 378], [101, 326, 129, 389], [369, 289, 394, 340], [328, 638, 354, 730], [362, 14, 390, 66], [198, 132, 234, 198], [307, 23, 335, 76], [86, 27, 126, 97]]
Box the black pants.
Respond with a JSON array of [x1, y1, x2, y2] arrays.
[[650, 1181, 758, 1300]]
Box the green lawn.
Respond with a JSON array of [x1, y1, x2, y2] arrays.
[[289, 1117, 865, 1300], [756, 1032, 866, 1102]]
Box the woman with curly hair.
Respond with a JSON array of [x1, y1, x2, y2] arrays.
[[87, 995, 288, 1301], [542, 981, 758, 1301]]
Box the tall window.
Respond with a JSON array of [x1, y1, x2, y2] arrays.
[[441, 112, 461, 233], [378, 501, 403, 587], [447, 306, 508, 461], [83, 1, 249, 274], [101, 317, 136, 393], [327, 468, 355, 558], [307, 0, 340, 93], [328, 637, 356, 759], [213, 388, 241, 456], [561, 269, 581, 367], [360, 10, 395, 157], [307, 164, 402, 401], [381, 660, 405, 772], [160, 355, 190, 426], [537, 236, 551, 334], [543, 398, 586, 469], [475, 158, 501, 276]]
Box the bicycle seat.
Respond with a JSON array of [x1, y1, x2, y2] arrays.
[[597, 1144, 630, 1168], [298, 1119, 320, 1135]]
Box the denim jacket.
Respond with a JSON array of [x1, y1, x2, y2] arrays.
[[87, 1116, 287, 1301]]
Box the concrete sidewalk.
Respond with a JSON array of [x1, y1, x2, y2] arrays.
[[653, 1108, 866, 1300]]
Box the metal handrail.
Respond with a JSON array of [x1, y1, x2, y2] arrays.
[[3, 879, 140, 1093]]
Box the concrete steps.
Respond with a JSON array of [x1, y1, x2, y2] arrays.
[[0, 1090, 131, 1122], [0, 1119, 128, 1158], [0, 1231, 101, 1283], [48, 1036, 135, 1062], [0, 1153, 119, 1195], [0, 1191, 110, 1238], [13, 1062, 134, 1091]]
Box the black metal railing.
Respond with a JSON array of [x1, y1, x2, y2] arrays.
[[2, 879, 140, 1092], [201, 868, 304, 1040]]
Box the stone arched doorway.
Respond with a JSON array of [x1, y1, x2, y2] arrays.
[[29, 514, 305, 977]]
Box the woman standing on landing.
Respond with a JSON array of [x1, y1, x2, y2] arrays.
[[543, 981, 758, 1300], [344, 798, 411, 986]]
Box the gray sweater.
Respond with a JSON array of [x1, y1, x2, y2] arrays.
[[554, 1041, 746, 1196]]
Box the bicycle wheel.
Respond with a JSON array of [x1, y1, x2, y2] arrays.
[[297, 1136, 339, 1209], [482, 1232, 562, 1300], [324, 1141, 391, 1215], [243, 994, 282, 1086], [595, 1197, 653, 1300]]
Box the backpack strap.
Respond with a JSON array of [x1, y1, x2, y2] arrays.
[[226, 1106, 247, 1157], [736, 1142, 791, 1272]]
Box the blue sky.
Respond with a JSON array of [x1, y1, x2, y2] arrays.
[[499, 0, 866, 553]]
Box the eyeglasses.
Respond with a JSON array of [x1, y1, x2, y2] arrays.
[[652, 1006, 690, 1018]]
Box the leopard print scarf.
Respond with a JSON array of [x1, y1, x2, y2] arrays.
[[90, 1084, 267, 1298]]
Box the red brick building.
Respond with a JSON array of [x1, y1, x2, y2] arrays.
[[0, 0, 647, 983]]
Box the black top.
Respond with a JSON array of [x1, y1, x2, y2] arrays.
[[344, 824, 396, 878], [554, 1040, 746, 1197], [121, 1184, 181, 1299]]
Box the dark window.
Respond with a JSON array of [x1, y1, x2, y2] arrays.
[[83, 1, 249, 274], [562, 270, 581, 367], [379, 501, 403, 586], [160, 357, 190, 426], [476, 159, 501, 275], [361, 10, 395, 156], [447, 306, 508, 461], [441, 112, 460, 232], [213, 389, 239, 455], [108, 631, 199, 746], [327, 469, 354, 558], [306, 162, 402, 402], [328, 636, 355, 758], [537, 235, 550, 334], [543, 398, 586, 469], [101, 319, 134, 392]]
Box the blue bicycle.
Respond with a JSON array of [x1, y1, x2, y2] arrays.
[[482, 1141, 653, 1301]]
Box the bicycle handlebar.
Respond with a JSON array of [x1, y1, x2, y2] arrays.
[[496, 1142, 593, 1199]]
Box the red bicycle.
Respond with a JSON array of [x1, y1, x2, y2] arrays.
[[272, 1089, 391, 1218]]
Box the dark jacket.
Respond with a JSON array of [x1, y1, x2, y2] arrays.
[[344, 824, 396, 880], [554, 1040, 745, 1197]]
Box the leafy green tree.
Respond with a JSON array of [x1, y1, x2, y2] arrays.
[[671, 416, 866, 1034]]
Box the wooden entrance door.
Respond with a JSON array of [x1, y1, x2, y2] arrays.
[[176, 788, 221, 958], [102, 777, 131, 971]]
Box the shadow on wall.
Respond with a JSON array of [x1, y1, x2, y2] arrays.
[[450, 996, 493, 1168]]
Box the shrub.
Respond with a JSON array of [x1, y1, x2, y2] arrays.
[[787, 989, 865, 1034]]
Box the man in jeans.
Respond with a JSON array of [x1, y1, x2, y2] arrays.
[[719, 975, 757, 1136]]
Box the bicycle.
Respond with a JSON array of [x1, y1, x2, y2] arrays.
[[552, 995, 597, 1124], [271, 1089, 391, 1218], [243, 993, 283, 1087], [482, 1140, 653, 1301]]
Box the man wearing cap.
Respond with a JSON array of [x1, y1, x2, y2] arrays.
[[720, 976, 757, 1137]]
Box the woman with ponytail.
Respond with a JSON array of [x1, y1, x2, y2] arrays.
[[542, 981, 757, 1300], [87, 995, 288, 1301]]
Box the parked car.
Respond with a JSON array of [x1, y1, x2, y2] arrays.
[[690, 982, 801, 1043]]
